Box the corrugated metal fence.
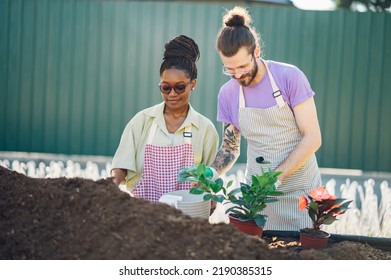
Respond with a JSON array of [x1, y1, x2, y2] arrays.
[[1, 0, 390, 172]]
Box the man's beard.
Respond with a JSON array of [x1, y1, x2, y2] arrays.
[[237, 59, 258, 87]]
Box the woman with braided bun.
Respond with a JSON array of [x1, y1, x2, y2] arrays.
[[110, 35, 219, 202]]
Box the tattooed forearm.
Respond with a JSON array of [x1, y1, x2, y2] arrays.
[[211, 123, 241, 175]]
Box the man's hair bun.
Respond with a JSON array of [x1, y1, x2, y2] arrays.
[[222, 6, 252, 28], [225, 14, 246, 27]]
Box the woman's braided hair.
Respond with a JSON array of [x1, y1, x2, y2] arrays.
[[160, 35, 199, 80], [217, 6, 261, 57]]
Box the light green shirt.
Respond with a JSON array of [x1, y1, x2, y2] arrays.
[[111, 102, 219, 190]]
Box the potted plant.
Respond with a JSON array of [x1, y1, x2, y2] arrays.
[[178, 164, 283, 237], [298, 186, 353, 249]]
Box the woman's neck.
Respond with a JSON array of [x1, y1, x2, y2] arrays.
[[164, 105, 189, 118]]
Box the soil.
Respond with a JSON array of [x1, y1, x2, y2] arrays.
[[1, 166, 391, 260]]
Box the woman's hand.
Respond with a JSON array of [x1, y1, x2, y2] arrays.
[[178, 165, 219, 182], [111, 168, 127, 186]]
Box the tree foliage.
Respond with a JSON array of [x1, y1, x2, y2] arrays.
[[335, 0, 391, 11]]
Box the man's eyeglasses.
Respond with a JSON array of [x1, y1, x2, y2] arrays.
[[222, 56, 255, 76], [158, 81, 192, 94]]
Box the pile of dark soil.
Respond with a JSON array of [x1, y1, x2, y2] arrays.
[[1, 166, 390, 260]]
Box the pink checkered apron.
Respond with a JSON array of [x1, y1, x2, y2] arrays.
[[132, 122, 194, 202], [238, 59, 321, 231]]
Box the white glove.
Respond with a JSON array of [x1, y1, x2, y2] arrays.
[[178, 165, 219, 182]]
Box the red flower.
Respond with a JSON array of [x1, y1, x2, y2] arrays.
[[299, 195, 308, 211], [309, 186, 336, 201], [299, 186, 352, 231]]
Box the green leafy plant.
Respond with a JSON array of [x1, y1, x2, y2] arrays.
[[179, 164, 283, 228], [299, 186, 352, 232]]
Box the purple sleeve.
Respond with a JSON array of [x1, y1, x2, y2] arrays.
[[284, 66, 315, 108], [217, 88, 232, 124], [217, 81, 241, 130]]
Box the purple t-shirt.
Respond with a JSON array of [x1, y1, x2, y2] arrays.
[[217, 60, 315, 131]]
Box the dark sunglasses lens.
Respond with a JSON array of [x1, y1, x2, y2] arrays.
[[159, 82, 190, 94], [174, 85, 187, 94], [160, 85, 172, 94]]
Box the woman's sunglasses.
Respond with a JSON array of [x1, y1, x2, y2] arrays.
[[158, 81, 192, 94]]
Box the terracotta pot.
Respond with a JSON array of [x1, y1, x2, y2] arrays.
[[299, 229, 331, 249], [229, 216, 263, 237]]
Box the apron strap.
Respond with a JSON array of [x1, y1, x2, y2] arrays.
[[239, 59, 285, 109], [261, 59, 285, 108], [147, 121, 192, 145], [239, 86, 246, 109], [183, 125, 192, 144]]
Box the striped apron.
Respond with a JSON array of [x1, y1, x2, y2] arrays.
[[132, 122, 194, 202], [238, 59, 322, 231]]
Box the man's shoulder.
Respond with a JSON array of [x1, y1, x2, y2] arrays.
[[267, 59, 305, 80], [267, 59, 300, 72]]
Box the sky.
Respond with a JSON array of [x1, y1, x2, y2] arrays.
[[291, 0, 336, 10]]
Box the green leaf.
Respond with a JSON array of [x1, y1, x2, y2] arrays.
[[254, 215, 266, 228], [227, 188, 241, 196], [199, 175, 208, 185], [210, 182, 221, 193], [309, 201, 319, 212], [258, 176, 268, 186], [251, 175, 259, 186], [217, 179, 224, 187], [238, 216, 251, 222], [250, 204, 265, 213], [269, 191, 284, 196], [196, 164, 206, 176], [338, 200, 353, 210], [321, 215, 337, 225], [214, 195, 225, 203], [189, 187, 204, 195], [178, 168, 188, 175], [226, 208, 245, 217], [263, 197, 279, 203], [178, 176, 199, 183], [308, 208, 317, 223]]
